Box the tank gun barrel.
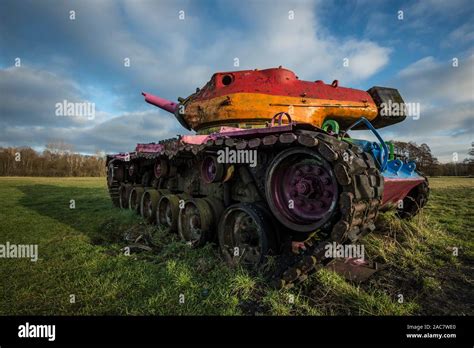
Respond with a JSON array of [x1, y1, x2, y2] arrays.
[[141, 92, 178, 114]]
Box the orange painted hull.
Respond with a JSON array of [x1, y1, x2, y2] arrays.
[[184, 92, 378, 132], [143, 67, 406, 132]]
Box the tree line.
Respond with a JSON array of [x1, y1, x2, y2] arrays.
[[0, 142, 106, 177], [391, 141, 473, 176], [0, 141, 472, 177]]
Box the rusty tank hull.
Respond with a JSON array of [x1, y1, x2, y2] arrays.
[[106, 67, 428, 287]]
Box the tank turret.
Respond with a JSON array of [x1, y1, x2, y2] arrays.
[[143, 67, 406, 133]]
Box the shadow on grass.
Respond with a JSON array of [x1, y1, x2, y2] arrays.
[[17, 184, 140, 245]]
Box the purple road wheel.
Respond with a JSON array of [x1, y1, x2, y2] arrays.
[[154, 159, 169, 179], [218, 203, 276, 269], [265, 147, 339, 232], [201, 156, 224, 183]]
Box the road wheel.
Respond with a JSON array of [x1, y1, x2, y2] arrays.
[[140, 188, 160, 223], [128, 185, 144, 214], [218, 203, 277, 269], [265, 147, 339, 232]]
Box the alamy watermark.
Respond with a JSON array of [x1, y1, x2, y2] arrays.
[[18, 322, 55, 341], [55, 99, 95, 120], [324, 242, 365, 259], [380, 101, 420, 120], [217, 147, 257, 167], [0, 241, 38, 262]]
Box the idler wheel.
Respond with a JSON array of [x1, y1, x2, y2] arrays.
[[107, 161, 124, 186], [128, 185, 145, 214], [201, 156, 225, 183], [218, 203, 276, 268], [265, 147, 339, 232], [119, 183, 132, 209], [157, 193, 190, 232], [178, 198, 223, 247], [107, 162, 114, 187]]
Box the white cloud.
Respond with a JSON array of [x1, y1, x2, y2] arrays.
[[63, 0, 391, 89], [371, 54, 474, 162], [15, 0, 474, 163], [0, 66, 107, 127], [398, 56, 438, 77], [0, 65, 184, 154], [442, 22, 474, 48], [395, 54, 474, 104], [0, 108, 185, 154], [337, 40, 390, 80]]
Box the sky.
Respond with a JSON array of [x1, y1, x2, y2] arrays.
[[0, 0, 473, 162]]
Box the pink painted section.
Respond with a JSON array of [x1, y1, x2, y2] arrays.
[[180, 135, 213, 145], [381, 177, 425, 207], [180, 126, 245, 145], [112, 152, 136, 161], [142, 92, 178, 114], [135, 143, 164, 153], [219, 126, 245, 133]]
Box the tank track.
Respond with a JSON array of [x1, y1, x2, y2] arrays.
[[209, 131, 384, 288], [107, 127, 384, 288]]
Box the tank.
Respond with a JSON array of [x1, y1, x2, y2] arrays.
[[106, 67, 429, 287]]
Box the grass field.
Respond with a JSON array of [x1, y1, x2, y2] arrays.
[[0, 176, 472, 315]]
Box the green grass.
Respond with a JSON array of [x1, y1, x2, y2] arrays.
[[0, 176, 472, 315]]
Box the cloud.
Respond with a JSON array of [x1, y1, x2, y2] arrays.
[[404, 0, 473, 32], [0, 66, 103, 127], [0, 66, 185, 154], [372, 54, 474, 162], [395, 54, 474, 104], [4, 0, 389, 90], [0, 0, 392, 156], [196, 0, 391, 83], [337, 40, 390, 80], [398, 56, 438, 77], [79, 110, 186, 153], [441, 22, 474, 48], [0, 0, 470, 164], [408, 0, 471, 18], [0, 109, 185, 154]]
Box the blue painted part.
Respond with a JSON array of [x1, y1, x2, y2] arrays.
[[387, 159, 403, 174], [344, 117, 423, 180], [349, 138, 384, 167], [350, 138, 423, 179], [383, 159, 421, 179], [344, 117, 389, 171]]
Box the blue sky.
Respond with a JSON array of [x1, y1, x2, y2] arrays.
[[0, 0, 473, 162]]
